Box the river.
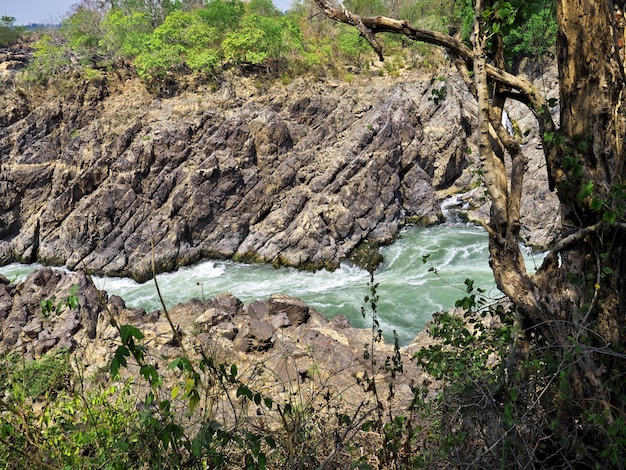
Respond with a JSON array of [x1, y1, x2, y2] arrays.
[[0, 221, 545, 346]]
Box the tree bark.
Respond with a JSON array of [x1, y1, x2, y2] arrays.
[[313, 0, 626, 465]]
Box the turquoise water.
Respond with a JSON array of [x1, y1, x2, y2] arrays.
[[0, 224, 545, 345]]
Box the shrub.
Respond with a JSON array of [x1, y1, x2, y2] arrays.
[[27, 33, 73, 82], [0, 16, 24, 48], [100, 10, 154, 59]]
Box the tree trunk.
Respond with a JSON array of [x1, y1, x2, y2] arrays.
[[518, 1, 626, 462], [312, 0, 626, 465]]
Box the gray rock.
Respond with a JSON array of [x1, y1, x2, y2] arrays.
[[23, 317, 43, 339], [268, 294, 310, 327], [0, 71, 469, 280], [234, 319, 275, 353]]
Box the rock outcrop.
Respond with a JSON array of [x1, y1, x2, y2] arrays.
[[0, 55, 559, 280], [0, 267, 425, 412]]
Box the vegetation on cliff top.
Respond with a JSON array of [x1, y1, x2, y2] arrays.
[[3, 0, 555, 88]]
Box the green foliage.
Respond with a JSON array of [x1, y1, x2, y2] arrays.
[[15, 0, 459, 85], [429, 76, 447, 105], [110, 0, 184, 27], [63, 6, 104, 52], [0, 351, 71, 400], [197, 0, 245, 33], [106, 313, 279, 468], [40, 284, 79, 318], [396, 1, 450, 32], [503, 4, 557, 60], [100, 10, 153, 59], [343, 0, 386, 17], [415, 280, 514, 388], [336, 26, 370, 69], [452, 0, 556, 63], [245, 0, 281, 17], [413, 279, 519, 465], [223, 13, 284, 66], [134, 9, 219, 78], [0, 16, 24, 47], [27, 33, 73, 82]]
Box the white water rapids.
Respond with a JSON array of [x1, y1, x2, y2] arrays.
[[0, 217, 546, 346]]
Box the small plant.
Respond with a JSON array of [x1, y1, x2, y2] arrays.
[[40, 284, 79, 318], [413, 278, 517, 467], [429, 76, 447, 105]]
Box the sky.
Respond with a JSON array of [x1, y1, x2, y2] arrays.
[[2, 0, 294, 25]]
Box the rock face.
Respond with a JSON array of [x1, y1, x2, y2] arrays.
[[0, 58, 559, 280], [0, 267, 424, 411]]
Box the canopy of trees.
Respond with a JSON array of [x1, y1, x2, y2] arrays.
[[18, 0, 556, 85], [0, 16, 24, 47]]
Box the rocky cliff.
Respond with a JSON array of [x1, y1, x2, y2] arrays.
[[0, 57, 559, 281]]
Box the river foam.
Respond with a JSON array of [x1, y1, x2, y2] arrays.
[[0, 224, 545, 345]]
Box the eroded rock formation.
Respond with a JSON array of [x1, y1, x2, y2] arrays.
[[0, 58, 559, 280]]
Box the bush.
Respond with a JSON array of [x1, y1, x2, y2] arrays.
[[100, 10, 154, 59], [135, 10, 220, 79], [222, 13, 283, 66], [27, 33, 73, 82], [336, 26, 370, 69], [0, 16, 24, 47]]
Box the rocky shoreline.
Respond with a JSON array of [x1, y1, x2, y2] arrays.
[[0, 266, 431, 415]]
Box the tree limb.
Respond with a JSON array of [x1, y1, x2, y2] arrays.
[[312, 0, 557, 135]]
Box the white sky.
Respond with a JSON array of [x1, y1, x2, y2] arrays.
[[1, 0, 295, 25]]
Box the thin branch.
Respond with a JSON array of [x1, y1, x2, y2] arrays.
[[151, 238, 183, 347]]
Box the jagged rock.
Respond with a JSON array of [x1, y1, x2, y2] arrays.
[[1, 46, 559, 276], [23, 317, 42, 339], [0, 68, 491, 280], [268, 293, 310, 327], [212, 321, 238, 341], [0, 268, 423, 404], [234, 319, 275, 353]]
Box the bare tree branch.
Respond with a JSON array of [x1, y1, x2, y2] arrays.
[[312, 0, 557, 135]]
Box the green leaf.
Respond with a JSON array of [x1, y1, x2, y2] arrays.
[[120, 324, 144, 343], [578, 181, 594, 202], [237, 384, 253, 400], [185, 377, 195, 395], [265, 435, 276, 449], [589, 197, 604, 211], [67, 296, 79, 309], [116, 438, 130, 451], [110, 346, 130, 376], [257, 452, 267, 469], [603, 211, 617, 224], [140, 365, 160, 385], [189, 391, 200, 414]]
